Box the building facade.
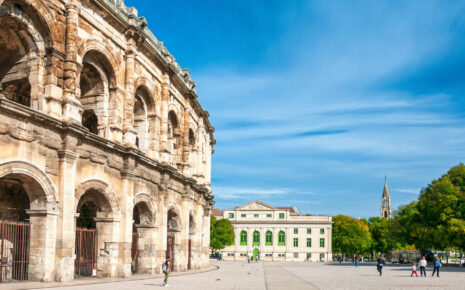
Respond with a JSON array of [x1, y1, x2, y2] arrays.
[[0, 0, 214, 283], [214, 201, 333, 262], [381, 178, 391, 219]]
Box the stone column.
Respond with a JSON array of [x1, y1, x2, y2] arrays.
[[200, 206, 210, 268], [62, 2, 82, 123], [116, 166, 135, 277], [160, 73, 170, 163], [95, 215, 119, 278], [135, 225, 157, 274], [178, 193, 190, 271], [108, 87, 124, 143], [122, 45, 137, 147], [26, 209, 58, 282], [54, 150, 78, 282]]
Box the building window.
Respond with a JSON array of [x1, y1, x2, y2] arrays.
[[265, 253, 272, 257], [267, 214, 272, 218], [293, 238, 298, 247], [278, 253, 285, 257], [307, 253, 312, 259], [279, 213, 285, 219], [320, 228, 324, 234], [253, 231, 260, 246], [229, 213, 234, 218], [320, 238, 325, 247], [278, 231, 286, 246], [241, 214, 246, 218], [307, 238, 312, 247], [320, 253, 325, 261], [240, 231, 247, 245], [254, 214, 259, 218], [228, 253, 234, 256], [307, 228, 311, 234], [294, 253, 298, 258], [265, 231, 272, 246], [294, 228, 298, 234]]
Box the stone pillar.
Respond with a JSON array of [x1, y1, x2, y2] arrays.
[[122, 46, 137, 147], [160, 73, 170, 163], [135, 225, 157, 274], [62, 2, 82, 124], [200, 206, 211, 268], [45, 49, 65, 118], [117, 169, 135, 277], [54, 150, 78, 282], [108, 87, 124, 143], [155, 185, 168, 274], [179, 194, 190, 271], [95, 215, 119, 278], [26, 209, 58, 282]]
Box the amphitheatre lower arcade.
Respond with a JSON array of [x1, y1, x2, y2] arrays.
[[0, 0, 215, 283]]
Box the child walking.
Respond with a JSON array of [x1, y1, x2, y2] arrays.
[[411, 262, 418, 277]]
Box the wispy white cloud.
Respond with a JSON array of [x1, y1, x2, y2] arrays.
[[393, 188, 420, 195], [212, 186, 313, 200]]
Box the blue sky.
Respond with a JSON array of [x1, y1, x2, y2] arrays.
[[129, 0, 465, 218]]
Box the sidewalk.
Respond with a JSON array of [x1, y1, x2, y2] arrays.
[[0, 265, 218, 290]]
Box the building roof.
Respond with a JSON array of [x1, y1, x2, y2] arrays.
[[211, 208, 223, 217], [382, 177, 390, 198]]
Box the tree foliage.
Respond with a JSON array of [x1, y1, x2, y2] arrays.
[[332, 215, 372, 257], [210, 216, 235, 252], [368, 217, 391, 254]]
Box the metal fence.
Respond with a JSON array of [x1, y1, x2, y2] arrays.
[[75, 227, 97, 278], [0, 220, 30, 283]]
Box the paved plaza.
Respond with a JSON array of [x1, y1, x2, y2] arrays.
[[2, 261, 465, 290]]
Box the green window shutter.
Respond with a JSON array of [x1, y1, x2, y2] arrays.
[[240, 231, 247, 245], [293, 253, 298, 258], [279, 213, 285, 219], [254, 214, 259, 218], [306, 238, 311, 247], [266, 214, 272, 218], [320, 238, 325, 247], [320, 228, 324, 234], [294, 228, 298, 234], [293, 238, 298, 247], [265, 231, 272, 246], [253, 231, 260, 246], [229, 213, 234, 218], [307, 228, 311, 234], [278, 231, 285, 246], [241, 214, 246, 218]]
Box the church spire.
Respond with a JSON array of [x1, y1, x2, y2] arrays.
[[381, 177, 391, 219]]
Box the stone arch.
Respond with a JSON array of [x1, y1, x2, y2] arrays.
[[134, 192, 156, 225], [77, 39, 123, 87], [134, 77, 158, 109], [75, 178, 120, 217], [0, 160, 58, 207], [167, 202, 182, 232]]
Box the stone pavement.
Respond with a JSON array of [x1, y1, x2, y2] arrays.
[[2, 261, 465, 290]]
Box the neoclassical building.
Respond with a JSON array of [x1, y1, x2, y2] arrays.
[[0, 0, 214, 283], [213, 201, 333, 262]]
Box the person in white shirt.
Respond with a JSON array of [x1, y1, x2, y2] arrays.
[[419, 256, 427, 277]]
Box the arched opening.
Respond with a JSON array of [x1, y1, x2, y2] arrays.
[[0, 165, 55, 283], [131, 201, 153, 274], [265, 231, 272, 246], [79, 50, 115, 137], [240, 231, 247, 246], [75, 188, 114, 278], [384, 211, 388, 218], [167, 111, 180, 168], [278, 231, 285, 246], [0, 2, 47, 108], [167, 207, 181, 271], [253, 231, 260, 246], [133, 86, 153, 151]]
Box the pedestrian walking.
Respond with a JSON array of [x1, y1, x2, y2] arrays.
[[411, 262, 418, 277], [376, 254, 385, 276], [419, 256, 427, 277], [354, 255, 359, 268], [162, 256, 171, 287], [248, 256, 250, 263], [432, 255, 441, 277]]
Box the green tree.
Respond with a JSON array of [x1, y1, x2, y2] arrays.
[[416, 163, 465, 252], [332, 215, 372, 259], [368, 217, 391, 255], [210, 216, 235, 253]]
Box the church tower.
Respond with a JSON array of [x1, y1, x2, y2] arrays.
[[381, 177, 392, 219]]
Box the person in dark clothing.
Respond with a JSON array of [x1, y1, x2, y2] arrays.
[[376, 255, 386, 276], [432, 255, 441, 277]]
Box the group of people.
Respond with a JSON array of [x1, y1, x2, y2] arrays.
[[374, 254, 442, 277], [411, 255, 441, 277]]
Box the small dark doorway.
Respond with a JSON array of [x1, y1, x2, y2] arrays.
[[166, 235, 174, 271], [75, 198, 98, 278], [188, 239, 192, 270]]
